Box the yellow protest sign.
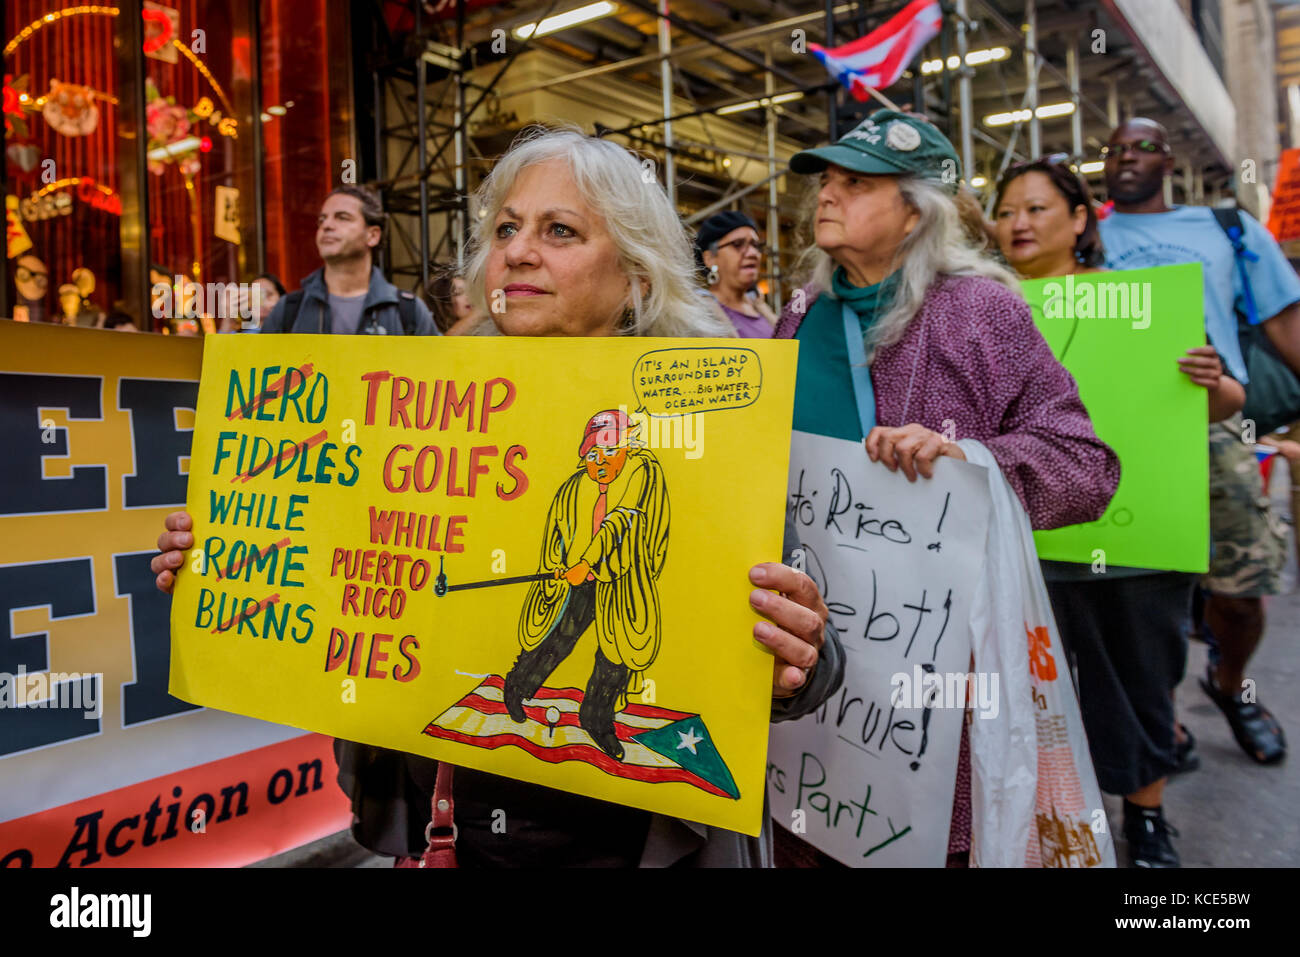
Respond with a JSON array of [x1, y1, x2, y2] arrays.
[[169, 335, 797, 835]]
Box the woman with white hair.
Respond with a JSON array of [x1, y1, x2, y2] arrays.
[[773, 110, 1120, 866], [151, 126, 842, 868]]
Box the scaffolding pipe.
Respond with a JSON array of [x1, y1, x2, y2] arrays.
[[455, 0, 468, 267], [1025, 0, 1040, 158], [599, 83, 833, 138], [414, 0, 563, 186], [765, 45, 782, 311], [938, 3, 950, 133], [972, 0, 1111, 127], [416, 0, 430, 291], [659, 0, 675, 207], [622, 0, 807, 89], [686, 170, 785, 225], [498, 5, 858, 101], [955, 0, 974, 182], [668, 136, 786, 164], [982, 81, 1038, 216], [973, 125, 1028, 164], [1067, 33, 1083, 158]]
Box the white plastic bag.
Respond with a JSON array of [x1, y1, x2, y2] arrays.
[[959, 440, 1115, 868]]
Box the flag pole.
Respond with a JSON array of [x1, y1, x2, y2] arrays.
[[856, 81, 902, 113]]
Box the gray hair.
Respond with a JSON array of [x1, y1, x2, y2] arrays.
[[464, 126, 733, 338], [796, 175, 1021, 359]]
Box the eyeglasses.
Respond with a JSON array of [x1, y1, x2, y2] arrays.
[[715, 238, 767, 255], [1099, 140, 1169, 160], [16, 266, 49, 288]]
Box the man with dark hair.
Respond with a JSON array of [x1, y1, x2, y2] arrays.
[[259, 185, 437, 336], [1097, 117, 1300, 867]]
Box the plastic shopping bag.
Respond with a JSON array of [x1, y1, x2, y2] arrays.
[[960, 440, 1115, 868]]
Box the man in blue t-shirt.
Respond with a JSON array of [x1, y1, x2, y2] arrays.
[[1098, 119, 1299, 855]]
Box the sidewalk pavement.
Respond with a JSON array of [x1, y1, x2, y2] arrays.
[[1105, 462, 1300, 867], [258, 468, 1300, 869]]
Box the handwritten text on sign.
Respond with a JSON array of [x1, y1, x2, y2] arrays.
[[767, 431, 991, 867], [170, 336, 799, 836]]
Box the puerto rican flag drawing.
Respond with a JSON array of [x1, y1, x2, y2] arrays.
[[809, 0, 944, 101], [423, 675, 740, 799]]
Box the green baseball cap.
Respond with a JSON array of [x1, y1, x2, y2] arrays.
[[790, 109, 961, 190]]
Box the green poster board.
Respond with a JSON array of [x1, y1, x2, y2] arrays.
[[1023, 262, 1209, 572]]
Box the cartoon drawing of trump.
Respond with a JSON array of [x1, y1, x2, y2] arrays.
[[503, 409, 670, 760]]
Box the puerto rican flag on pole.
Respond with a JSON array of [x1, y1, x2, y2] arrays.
[[809, 0, 944, 101]]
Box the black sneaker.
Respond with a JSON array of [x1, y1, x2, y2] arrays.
[[1123, 802, 1180, 868], [1170, 724, 1200, 775]]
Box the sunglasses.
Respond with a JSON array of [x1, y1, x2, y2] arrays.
[[1099, 140, 1169, 160]]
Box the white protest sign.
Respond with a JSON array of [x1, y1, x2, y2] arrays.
[[769, 431, 992, 867]]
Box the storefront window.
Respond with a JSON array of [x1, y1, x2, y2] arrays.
[[5, 2, 129, 327], [142, 0, 257, 334], [5, 0, 354, 333], [258, 0, 353, 292]]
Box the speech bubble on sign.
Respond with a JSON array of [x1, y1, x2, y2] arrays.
[[632, 347, 763, 416]]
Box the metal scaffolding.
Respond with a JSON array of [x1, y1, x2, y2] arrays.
[[358, 0, 471, 292], [354, 0, 1237, 305]]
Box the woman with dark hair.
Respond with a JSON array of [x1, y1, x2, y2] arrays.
[[694, 211, 776, 338], [426, 267, 483, 335], [256, 272, 287, 297], [250, 273, 286, 327], [217, 272, 285, 333], [993, 155, 1106, 274], [993, 156, 1243, 868], [993, 156, 1233, 411]]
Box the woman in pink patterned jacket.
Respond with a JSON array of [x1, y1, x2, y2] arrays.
[[773, 109, 1120, 867]]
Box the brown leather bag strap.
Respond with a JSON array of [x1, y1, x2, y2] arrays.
[[417, 762, 458, 868]]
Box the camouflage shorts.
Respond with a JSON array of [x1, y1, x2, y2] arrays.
[[1204, 416, 1287, 597]]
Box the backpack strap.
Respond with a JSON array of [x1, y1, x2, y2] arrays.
[[1211, 207, 1262, 325], [273, 288, 416, 334], [396, 291, 418, 336], [270, 290, 304, 333]]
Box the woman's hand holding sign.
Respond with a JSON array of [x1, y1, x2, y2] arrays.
[[749, 562, 829, 698], [152, 510, 193, 594], [866, 423, 966, 481]]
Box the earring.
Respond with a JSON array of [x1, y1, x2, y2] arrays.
[[707, 264, 720, 286]]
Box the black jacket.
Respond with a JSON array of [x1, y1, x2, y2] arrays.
[[259, 265, 438, 336]]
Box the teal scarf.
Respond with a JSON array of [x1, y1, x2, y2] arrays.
[[827, 265, 900, 334], [791, 267, 900, 442]]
